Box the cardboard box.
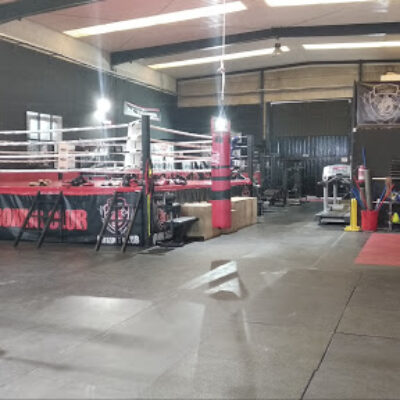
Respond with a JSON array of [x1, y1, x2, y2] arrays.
[[220, 209, 239, 234], [181, 202, 220, 240], [231, 197, 248, 229], [181, 197, 257, 239]]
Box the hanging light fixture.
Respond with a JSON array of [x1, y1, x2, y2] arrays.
[[272, 41, 283, 57]]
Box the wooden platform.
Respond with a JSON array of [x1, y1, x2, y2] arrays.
[[181, 197, 257, 240]]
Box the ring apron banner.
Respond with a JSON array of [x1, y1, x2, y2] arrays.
[[0, 192, 142, 244]]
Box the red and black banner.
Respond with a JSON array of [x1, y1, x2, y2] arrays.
[[0, 192, 142, 244]]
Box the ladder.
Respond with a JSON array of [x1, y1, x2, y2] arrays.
[[95, 191, 143, 252], [14, 191, 64, 248]]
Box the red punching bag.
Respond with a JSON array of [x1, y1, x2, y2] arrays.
[[211, 117, 231, 229]]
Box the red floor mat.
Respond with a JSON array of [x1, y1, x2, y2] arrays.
[[355, 233, 400, 267]]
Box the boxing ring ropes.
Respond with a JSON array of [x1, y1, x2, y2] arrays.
[[0, 115, 253, 187], [0, 124, 205, 173], [0, 119, 249, 176]]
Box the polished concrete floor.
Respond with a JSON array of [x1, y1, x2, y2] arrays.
[[1, 203, 400, 399]]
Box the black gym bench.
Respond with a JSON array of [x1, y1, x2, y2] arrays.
[[159, 216, 198, 247]]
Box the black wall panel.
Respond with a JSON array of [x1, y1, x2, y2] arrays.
[[271, 100, 351, 137], [273, 136, 349, 158], [174, 104, 262, 143], [269, 100, 351, 195], [353, 129, 400, 178], [0, 40, 176, 138]]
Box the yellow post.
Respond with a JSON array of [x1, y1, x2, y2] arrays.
[[345, 198, 361, 232]]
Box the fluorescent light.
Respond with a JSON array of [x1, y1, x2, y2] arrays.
[[65, 1, 247, 38], [303, 41, 400, 50], [150, 46, 290, 69], [214, 117, 229, 132], [265, 0, 369, 6], [97, 97, 111, 113]]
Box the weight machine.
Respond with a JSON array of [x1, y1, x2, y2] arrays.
[[316, 164, 351, 224]]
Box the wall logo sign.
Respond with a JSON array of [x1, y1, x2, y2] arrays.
[[100, 196, 132, 236], [124, 101, 161, 122], [363, 83, 400, 123], [357, 82, 400, 126]]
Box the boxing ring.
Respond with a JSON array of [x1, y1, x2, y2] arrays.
[[0, 117, 253, 246]]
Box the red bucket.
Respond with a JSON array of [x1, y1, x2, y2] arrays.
[[361, 210, 379, 232]]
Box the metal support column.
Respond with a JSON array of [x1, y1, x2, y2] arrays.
[[141, 115, 152, 247], [350, 82, 357, 179], [247, 134, 254, 196], [259, 70, 267, 189], [358, 60, 363, 81], [260, 70, 266, 141], [265, 102, 273, 155], [265, 102, 273, 186]]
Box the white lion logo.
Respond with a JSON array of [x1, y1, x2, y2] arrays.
[[363, 83, 400, 123]]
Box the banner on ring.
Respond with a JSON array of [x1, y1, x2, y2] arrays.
[[124, 102, 161, 122]]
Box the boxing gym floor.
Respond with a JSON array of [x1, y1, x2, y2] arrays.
[[1, 203, 399, 399]]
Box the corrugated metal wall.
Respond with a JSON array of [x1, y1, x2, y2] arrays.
[[173, 104, 262, 143], [268, 100, 351, 196], [270, 100, 351, 137], [270, 136, 350, 195]]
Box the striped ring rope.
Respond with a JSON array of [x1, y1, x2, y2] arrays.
[[0, 137, 212, 150], [151, 125, 212, 140], [0, 160, 125, 165], [0, 122, 214, 140], [0, 152, 108, 159], [0, 168, 212, 174], [0, 122, 246, 172], [151, 138, 209, 150]]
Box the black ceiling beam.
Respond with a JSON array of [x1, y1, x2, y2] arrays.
[[0, 0, 102, 25], [111, 21, 400, 66]]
